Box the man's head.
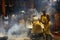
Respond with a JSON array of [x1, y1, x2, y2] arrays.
[[42, 10, 46, 15]]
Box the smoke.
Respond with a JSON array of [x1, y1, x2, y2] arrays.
[[8, 21, 27, 35], [5, 9, 39, 40]]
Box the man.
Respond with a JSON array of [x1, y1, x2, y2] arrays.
[[41, 10, 53, 40]]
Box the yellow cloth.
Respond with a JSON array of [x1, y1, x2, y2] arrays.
[[32, 21, 44, 34], [41, 15, 51, 35], [44, 21, 51, 35], [41, 16, 48, 24]]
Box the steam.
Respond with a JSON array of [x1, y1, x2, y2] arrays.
[[8, 21, 27, 36], [0, 1, 57, 40]]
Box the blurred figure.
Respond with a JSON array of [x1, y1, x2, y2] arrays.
[[41, 10, 53, 40], [31, 15, 44, 40], [41, 10, 50, 24]]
